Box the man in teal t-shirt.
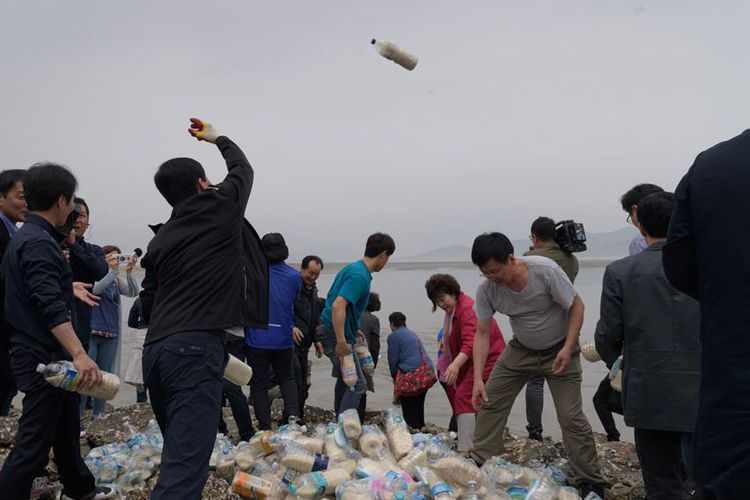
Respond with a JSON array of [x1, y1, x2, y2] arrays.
[[319, 233, 395, 416]]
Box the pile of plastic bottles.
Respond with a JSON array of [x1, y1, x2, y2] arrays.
[[85, 419, 163, 495], [85, 408, 604, 500]]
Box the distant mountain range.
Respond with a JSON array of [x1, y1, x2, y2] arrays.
[[398, 227, 639, 262], [287, 227, 640, 264]]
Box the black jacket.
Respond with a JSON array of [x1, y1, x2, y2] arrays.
[[127, 297, 148, 330], [140, 136, 269, 345], [0, 222, 14, 351], [2, 214, 75, 359], [595, 243, 700, 433], [663, 129, 750, 494], [293, 284, 319, 351], [68, 237, 107, 346]]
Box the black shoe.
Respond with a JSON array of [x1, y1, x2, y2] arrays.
[[63, 485, 116, 500], [578, 482, 605, 498], [607, 434, 620, 442], [528, 431, 543, 441]]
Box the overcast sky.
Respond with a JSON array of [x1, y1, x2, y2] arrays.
[[1, 1, 747, 260]]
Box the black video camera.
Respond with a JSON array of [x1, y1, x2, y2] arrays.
[[58, 205, 82, 238], [555, 220, 587, 253]]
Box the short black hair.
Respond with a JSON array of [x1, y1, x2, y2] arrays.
[[364, 232, 395, 258], [301, 255, 324, 270], [471, 232, 514, 267], [620, 183, 664, 213], [23, 163, 77, 212], [0, 169, 25, 196], [154, 157, 206, 207], [636, 192, 674, 239], [261, 233, 289, 264], [388, 311, 407, 328], [74, 197, 90, 217], [366, 292, 381, 312], [531, 217, 556, 241]]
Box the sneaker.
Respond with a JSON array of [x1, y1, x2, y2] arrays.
[[63, 485, 116, 500], [578, 482, 605, 498]]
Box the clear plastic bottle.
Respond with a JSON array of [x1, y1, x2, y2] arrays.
[[278, 444, 329, 473], [432, 456, 483, 487], [341, 354, 358, 387], [37, 361, 120, 400], [398, 445, 427, 477], [249, 430, 283, 456], [371, 39, 419, 71], [324, 423, 348, 463], [224, 354, 254, 385], [415, 466, 456, 499], [339, 409, 362, 439], [385, 408, 414, 460], [355, 337, 375, 375], [459, 481, 481, 500], [292, 468, 351, 498], [231, 471, 276, 498]]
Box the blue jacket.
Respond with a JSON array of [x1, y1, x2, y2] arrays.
[[245, 262, 301, 350], [1, 214, 75, 358], [387, 326, 435, 379]]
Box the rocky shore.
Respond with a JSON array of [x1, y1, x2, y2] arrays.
[[0, 403, 644, 499]]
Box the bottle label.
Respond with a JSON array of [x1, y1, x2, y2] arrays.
[[61, 368, 80, 391], [312, 453, 329, 471], [310, 471, 328, 496], [282, 469, 298, 485], [431, 483, 452, 496]]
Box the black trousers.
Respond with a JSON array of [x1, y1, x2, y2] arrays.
[[592, 376, 621, 440], [0, 345, 17, 416], [401, 392, 427, 430], [143, 331, 225, 500], [247, 347, 299, 430], [634, 428, 698, 500], [218, 335, 255, 441], [293, 348, 310, 415], [0, 347, 95, 500]]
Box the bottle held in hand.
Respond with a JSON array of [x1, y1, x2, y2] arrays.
[[37, 361, 120, 400]]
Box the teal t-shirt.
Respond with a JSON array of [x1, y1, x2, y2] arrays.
[[320, 260, 372, 343]]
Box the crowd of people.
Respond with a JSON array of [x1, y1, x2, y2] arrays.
[[0, 119, 746, 499]]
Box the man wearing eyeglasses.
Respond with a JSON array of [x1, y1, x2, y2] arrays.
[[620, 184, 664, 256]]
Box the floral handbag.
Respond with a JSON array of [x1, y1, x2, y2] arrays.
[[394, 339, 438, 398]]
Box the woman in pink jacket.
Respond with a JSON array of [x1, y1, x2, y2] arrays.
[[425, 274, 506, 453]]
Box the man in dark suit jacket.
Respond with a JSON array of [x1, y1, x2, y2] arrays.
[[597, 192, 701, 498], [663, 130, 750, 498], [0, 169, 27, 416]]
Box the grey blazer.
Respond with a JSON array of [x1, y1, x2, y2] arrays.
[[595, 242, 701, 432]]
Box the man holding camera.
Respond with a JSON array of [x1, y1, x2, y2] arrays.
[[140, 119, 268, 499], [521, 217, 580, 441], [469, 232, 607, 498]]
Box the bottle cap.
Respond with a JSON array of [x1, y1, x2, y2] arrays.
[[36, 363, 46, 374], [289, 484, 297, 493]]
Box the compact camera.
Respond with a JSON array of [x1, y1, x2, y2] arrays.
[[555, 220, 587, 253]]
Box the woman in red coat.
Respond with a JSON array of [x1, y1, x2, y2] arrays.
[[425, 274, 506, 453]]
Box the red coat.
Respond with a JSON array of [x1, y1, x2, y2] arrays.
[[445, 293, 506, 415]]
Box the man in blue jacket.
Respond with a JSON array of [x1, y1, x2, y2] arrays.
[[140, 119, 268, 500], [246, 233, 301, 429], [0, 163, 111, 500]]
